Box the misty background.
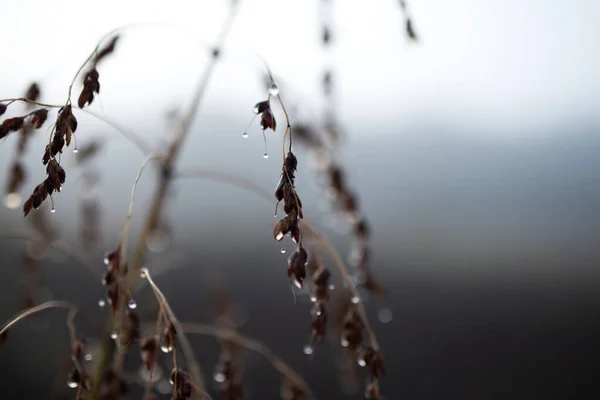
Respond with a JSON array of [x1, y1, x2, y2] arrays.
[[1, 0, 600, 399]]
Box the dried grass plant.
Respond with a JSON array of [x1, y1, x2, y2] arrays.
[[0, 1, 417, 399]]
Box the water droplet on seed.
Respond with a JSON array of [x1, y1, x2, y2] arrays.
[[103, 257, 109, 265], [358, 358, 367, 367], [213, 372, 226, 383], [268, 83, 280, 96], [280, 248, 286, 254], [341, 337, 349, 347], [66, 378, 78, 388], [263, 153, 269, 159], [310, 295, 317, 303], [128, 299, 137, 309], [378, 308, 393, 324], [98, 299, 106, 307], [253, 106, 260, 114], [110, 331, 118, 340], [351, 296, 360, 304], [160, 344, 172, 353], [303, 344, 314, 355]]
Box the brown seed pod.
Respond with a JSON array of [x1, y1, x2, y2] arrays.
[[25, 82, 40, 102], [140, 335, 158, 371], [287, 246, 308, 288], [30, 109, 48, 129]]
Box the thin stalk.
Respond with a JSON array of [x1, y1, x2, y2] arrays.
[[182, 322, 316, 400], [176, 167, 380, 350]]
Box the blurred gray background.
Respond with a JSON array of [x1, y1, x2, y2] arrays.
[[1, 0, 600, 399]]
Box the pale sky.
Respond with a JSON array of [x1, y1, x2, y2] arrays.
[[1, 0, 599, 139]]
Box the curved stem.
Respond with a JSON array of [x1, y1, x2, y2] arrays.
[[181, 322, 316, 400], [0, 300, 78, 336], [141, 268, 205, 394], [0, 98, 152, 156], [176, 167, 380, 350]]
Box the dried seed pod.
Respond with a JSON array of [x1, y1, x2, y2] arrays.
[[260, 108, 277, 131], [274, 216, 291, 241], [287, 246, 307, 288], [6, 161, 25, 200], [30, 109, 48, 129], [312, 267, 331, 301], [406, 18, 417, 41], [118, 309, 140, 348], [161, 322, 177, 353], [94, 36, 119, 63], [71, 336, 87, 360], [140, 335, 158, 371], [341, 307, 364, 350], [25, 82, 40, 102], [253, 100, 270, 114], [2, 116, 25, 132], [170, 369, 192, 400]]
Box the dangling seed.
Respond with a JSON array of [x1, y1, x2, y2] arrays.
[[268, 83, 280, 96]]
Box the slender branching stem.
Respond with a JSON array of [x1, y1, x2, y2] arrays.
[[176, 167, 381, 350], [141, 268, 206, 396], [0, 300, 78, 337], [181, 322, 316, 400]]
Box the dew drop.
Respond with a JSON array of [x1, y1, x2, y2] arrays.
[[73, 147, 78, 154], [128, 299, 137, 309], [98, 299, 106, 308], [328, 284, 335, 290], [242, 132, 248, 139], [341, 337, 349, 347], [213, 372, 226, 383], [310, 295, 317, 303], [377, 308, 393, 324], [84, 353, 93, 361], [103, 257, 109, 266], [160, 344, 173, 354], [273, 214, 278, 219], [351, 296, 360, 304], [268, 83, 280, 96], [4, 193, 21, 209], [50, 207, 56, 214], [280, 248, 286, 254], [302, 344, 314, 355], [110, 331, 118, 340], [357, 358, 367, 367], [263, 153, 269, 159], [66, 378, 78, 389]]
